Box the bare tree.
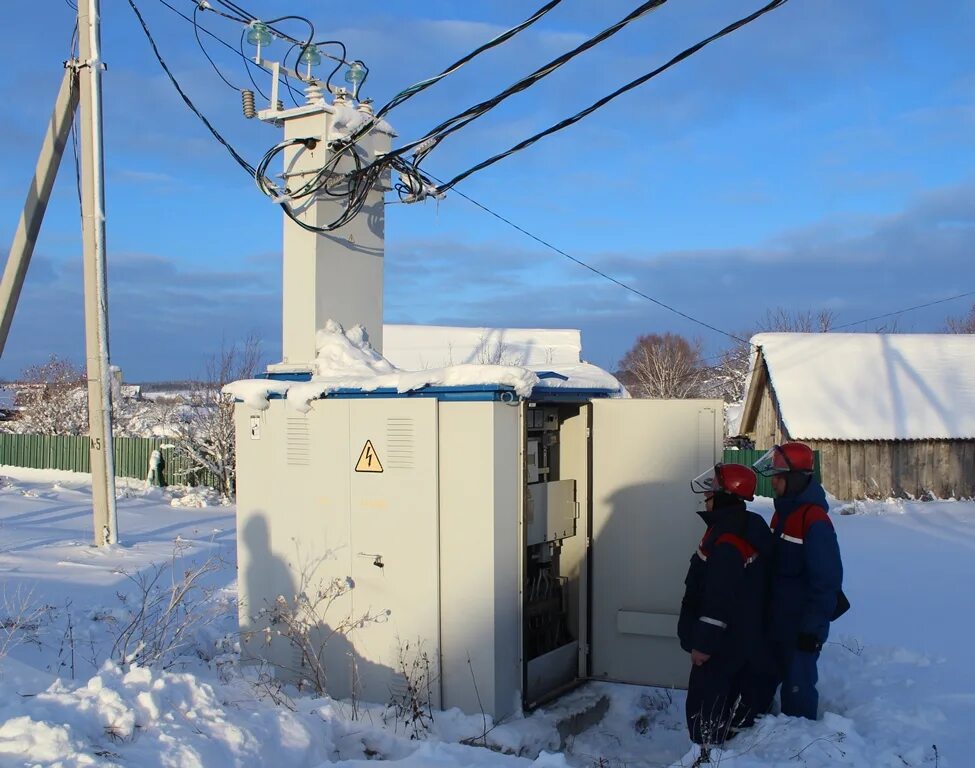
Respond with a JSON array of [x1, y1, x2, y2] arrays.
[[699, 338, 752, 403], [945, 302, 975, 333], [757, 307, 836, 333], [11, 356, 89, 435], [699, 307, 839, 404], [170, 337, 262, 498], [617, 333, 705, 399]]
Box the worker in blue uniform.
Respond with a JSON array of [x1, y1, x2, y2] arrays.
[[679, 463, 775, 751], [753, 442, 846, 720]]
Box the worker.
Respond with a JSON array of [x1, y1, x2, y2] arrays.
[[679, 462, 775, 753], [753, 442, 845, 720]]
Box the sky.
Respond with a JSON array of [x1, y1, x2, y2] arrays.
[[1, 0, 973, 381]]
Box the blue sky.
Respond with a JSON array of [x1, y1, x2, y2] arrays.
[[1, 0, 973, 380]]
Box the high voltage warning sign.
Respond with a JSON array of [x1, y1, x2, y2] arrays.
[[355, 440, 384, 473]]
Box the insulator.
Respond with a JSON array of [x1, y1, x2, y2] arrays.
[[304, 83, 324, 105], [276, 99, 285, 112], [241, 89, 256, 119]]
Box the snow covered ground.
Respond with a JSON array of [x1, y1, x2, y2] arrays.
[[0, 467, 970, 767]]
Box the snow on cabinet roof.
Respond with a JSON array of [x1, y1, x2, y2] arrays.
[[225, 321, 623, 411], [382, 324, 583, 369], [747, 332, 975, 441]]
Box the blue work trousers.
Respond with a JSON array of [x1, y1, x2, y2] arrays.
[[775, 646, 820, 719]]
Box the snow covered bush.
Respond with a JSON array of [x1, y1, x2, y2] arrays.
[[11, 356, 89, 435]]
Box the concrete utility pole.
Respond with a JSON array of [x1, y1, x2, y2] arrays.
[[77, 0, 119, 546], [0, 69, 78, 354]]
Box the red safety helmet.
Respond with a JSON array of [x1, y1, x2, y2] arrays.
[[690, 463, 757, 501], [753, 442, 814, 476]]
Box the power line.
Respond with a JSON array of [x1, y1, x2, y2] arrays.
[[374, 0, 565, 122], [834, 290, 975, 330], [428, 175, 747, 344], [432, 0, 789, 193], [156, 0, 283, 97], [127, 0, 257, 177], [399, 0, 668, 167], [192, 2, 239, 91]]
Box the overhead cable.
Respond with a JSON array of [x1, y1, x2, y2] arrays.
[[432, 0, 790, 193], [429, 174, 748, 344], [400, 0, 669, 166], [834, 290, 975, 330], [128, 0, 257, 177]]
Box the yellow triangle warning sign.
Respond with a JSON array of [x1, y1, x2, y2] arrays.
[[355, 440, 384, 473]]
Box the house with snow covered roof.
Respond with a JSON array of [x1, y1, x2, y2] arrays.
[[735, 333, 975, 500]]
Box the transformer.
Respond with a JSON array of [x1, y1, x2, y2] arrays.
[[235, 382, 722, 718]]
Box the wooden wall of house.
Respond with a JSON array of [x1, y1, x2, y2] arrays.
[[749, 385, 786, 448], [804, 440, 975, 500]]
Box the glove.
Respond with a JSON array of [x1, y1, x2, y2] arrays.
[[796, 633, 823, 653]]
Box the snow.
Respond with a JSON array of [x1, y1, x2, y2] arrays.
[[382, 325, 584, 369], [0, 468, 972, 765], [745, 332, 975, 440], [226, 321, 624, 411]]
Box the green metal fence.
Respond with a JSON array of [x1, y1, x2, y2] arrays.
[[0, 434, 816, 497], [722, 448, 822, 498], [0, 433, 221, 489]]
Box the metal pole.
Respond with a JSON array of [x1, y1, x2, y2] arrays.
[[0, 67, 79, 356], [78, 0, 119, 546]]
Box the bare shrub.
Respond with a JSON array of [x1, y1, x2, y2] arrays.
[[111, 542, 224, 669], [252, 575, 389, 698], [0, 586, 52, 658], [385, 638, 436, 739]]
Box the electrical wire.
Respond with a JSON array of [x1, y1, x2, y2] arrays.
[[422, 171, 747, 344], [127, 0, 257, 177], [432, 0, 790, 193], [400, 0, 669, 167], [157, 0, 292, 96], [833, 290, 975, 330], [374, 0, 564, 121], [68, 25, 83, 221], [192, 2, 239, 91]]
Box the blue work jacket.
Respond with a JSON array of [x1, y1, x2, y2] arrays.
[[769, 479, 844, 645]]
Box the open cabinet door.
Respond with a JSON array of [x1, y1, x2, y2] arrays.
[[590, 399, 722, 687]]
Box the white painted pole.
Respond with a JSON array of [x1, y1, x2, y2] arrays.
[[78, 0, 119, 546], [0, 68, 79, 356]]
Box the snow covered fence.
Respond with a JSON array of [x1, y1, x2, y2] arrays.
[[0, 433, 221, 489]]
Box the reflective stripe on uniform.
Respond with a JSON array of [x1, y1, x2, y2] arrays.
[[699, 616, 727, 629], [696, 548, 708, 561], [781, 533, 803, 544]]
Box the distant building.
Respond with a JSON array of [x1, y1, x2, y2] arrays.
[[0, 386, 17, 420], [735, 333, 975, 499]]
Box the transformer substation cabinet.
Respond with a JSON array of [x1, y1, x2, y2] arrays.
[[235, 385, 722, 719]]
